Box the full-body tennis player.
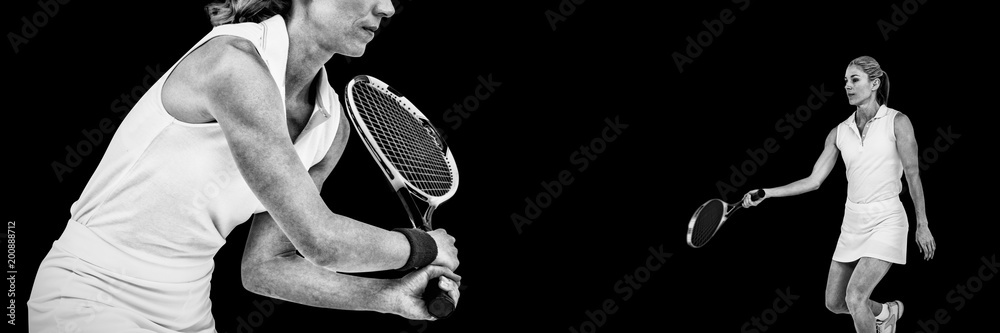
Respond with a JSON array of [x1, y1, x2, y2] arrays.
[[28, 1, 460, 332], [741, 56, 936, 333]]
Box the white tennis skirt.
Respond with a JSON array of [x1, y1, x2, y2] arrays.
[[28, 221, 216, 333], [832, 196, 909, 265]]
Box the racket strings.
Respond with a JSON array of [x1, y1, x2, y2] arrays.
[[352, 83, 454, 196], [690, 201, 724, 247]]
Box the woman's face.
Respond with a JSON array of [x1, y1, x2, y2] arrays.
[[844, 65, 879, 106], [299, 0, 395, 57]]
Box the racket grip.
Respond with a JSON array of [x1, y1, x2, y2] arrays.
[[751, 189, 766, 200], [424, 277, 456, 319]]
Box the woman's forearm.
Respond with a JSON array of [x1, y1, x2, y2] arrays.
[[311, 213, 411, 272], [242, 253, 399, 315], [762, 130, 838, 200], [763, 177, 820, 199], [905, 170, 929, 226], [248, 210, 409, 273]]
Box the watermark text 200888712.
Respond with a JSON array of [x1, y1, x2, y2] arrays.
[[6, 221, 15, 326]]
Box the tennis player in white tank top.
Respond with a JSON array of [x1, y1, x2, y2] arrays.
[[28, 1, 461, 332], [740, 56, 937, 333]]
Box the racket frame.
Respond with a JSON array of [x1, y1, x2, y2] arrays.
[[342, 74, 460, 318], [343, 75, 460, 229], [685, 190, 763, 248]]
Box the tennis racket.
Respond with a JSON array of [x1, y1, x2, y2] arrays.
[[686, 190, 764, 248], [342, 75, 460, 319]]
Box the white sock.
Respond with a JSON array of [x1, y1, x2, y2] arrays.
[[875, 303, 889, 321]]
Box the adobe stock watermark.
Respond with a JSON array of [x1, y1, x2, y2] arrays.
[[545, 0, 590, 31], [186, 168, 243, 219], [568, 245, 672, 333], [716, 84, 834, 201], [51, 64, 166, 183], [440, 73, 502, 139], [672, 0, 751, 73], [877, 0, 930, 41], [7, 0, 71, 54], [918, 126, 959, 171], [913, 254, 996, 333], [740, 287, 800, 333], [220, 297, 285, 333], [511, 116, 629, 235]]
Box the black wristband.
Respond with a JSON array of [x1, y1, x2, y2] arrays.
[[393, 228, 438, 271]]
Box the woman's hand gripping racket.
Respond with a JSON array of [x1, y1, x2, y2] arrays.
[[343, 75, 460, 319], [686, 189, 765, 248]]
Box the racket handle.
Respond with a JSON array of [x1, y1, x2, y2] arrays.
[[424, 276, 456, 319], [751, 189, 766, 201]]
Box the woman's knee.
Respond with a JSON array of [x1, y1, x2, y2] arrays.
[[824, 293, 848, 314], [844, 285, 869, 310]]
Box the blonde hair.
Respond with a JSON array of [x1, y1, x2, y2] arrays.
[[848, 56, 891, 106], [204, 0, 291, 26]]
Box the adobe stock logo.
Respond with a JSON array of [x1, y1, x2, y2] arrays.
[[511, 116, 628, 235], [7, 0, 71, 54], [51, 64, 166, 183], [568, 245, 672, 333], [918, 126, 959, 171], [441, 74, 501, 132], [220, 298, 285, 333], [741, 287, 799, 333], [671, 0, 751, 73], [914, 254, 996, 333], [877, 0, 930, 41], [545, 0, 590, 32], [716, 84, 833, 201]]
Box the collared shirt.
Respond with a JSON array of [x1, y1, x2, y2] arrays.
[[836, 104, 903, 204], [68, 15, 342, 282]]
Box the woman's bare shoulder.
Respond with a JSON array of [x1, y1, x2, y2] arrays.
[[163, 36, 270, 123]]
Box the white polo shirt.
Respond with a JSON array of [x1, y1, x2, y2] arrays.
[[836, 104, 903, 205], [68, 15, 342, 282]]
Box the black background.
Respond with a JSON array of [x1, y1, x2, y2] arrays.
[[5, 0, 996, 332]]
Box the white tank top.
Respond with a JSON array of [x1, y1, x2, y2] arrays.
[[67, 15, 342, 281], [835, 104, 903, 204]]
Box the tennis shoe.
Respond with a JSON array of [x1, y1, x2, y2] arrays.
[[875, 300, 903, 333]]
